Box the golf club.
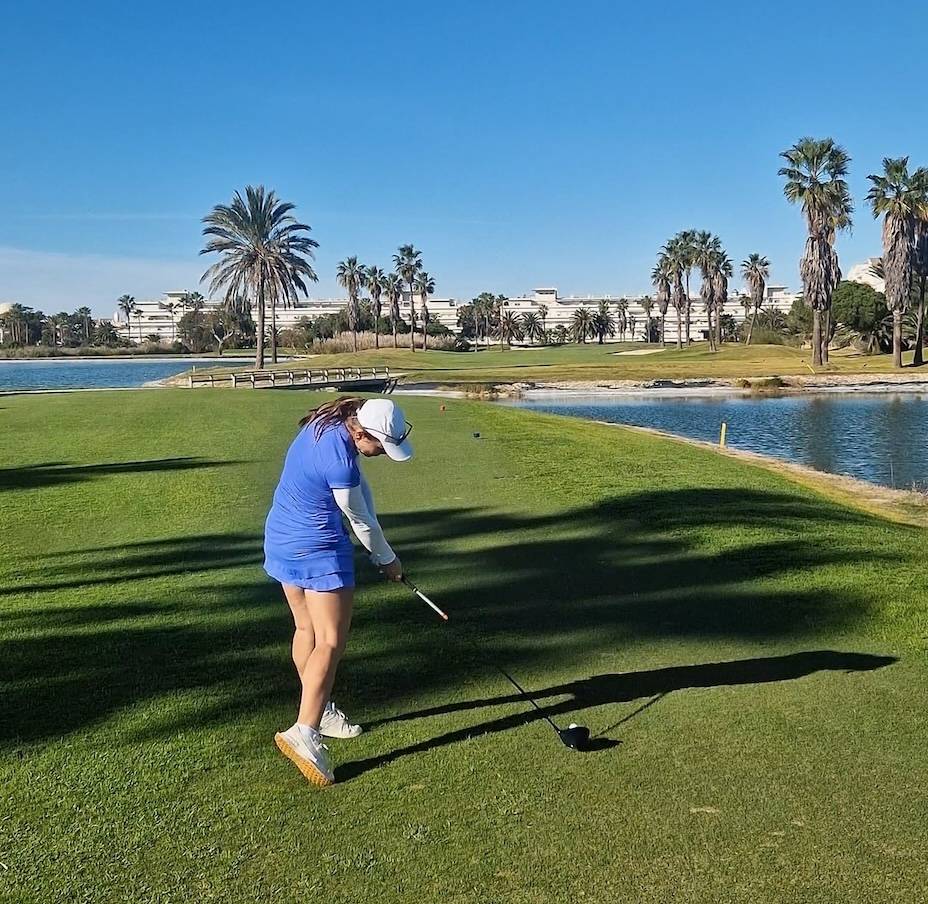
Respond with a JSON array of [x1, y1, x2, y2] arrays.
[[401, 576, 591, 751]]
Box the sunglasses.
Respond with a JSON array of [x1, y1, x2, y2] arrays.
[[364, 421, 413, 445]]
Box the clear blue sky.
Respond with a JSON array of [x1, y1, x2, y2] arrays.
[[3, 0, 926, 315]]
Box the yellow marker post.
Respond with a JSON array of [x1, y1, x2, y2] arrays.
[[719, 422, 727, 448]]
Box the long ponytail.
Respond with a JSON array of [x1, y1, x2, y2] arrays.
[[298, 396, 364, 437]]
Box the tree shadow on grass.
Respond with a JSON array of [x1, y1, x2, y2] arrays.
[[0, 457, 243, 492], [0, 489, 905, 753], [335, 650, 896, 782], [0, 533, 263, 597]]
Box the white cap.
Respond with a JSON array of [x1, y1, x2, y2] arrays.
[[356, 398, 413, 461]]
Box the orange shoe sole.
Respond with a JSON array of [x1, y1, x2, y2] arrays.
[[274, 733, 334, 787]]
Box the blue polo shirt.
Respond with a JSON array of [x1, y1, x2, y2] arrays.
[[264, 423, 361, 582]]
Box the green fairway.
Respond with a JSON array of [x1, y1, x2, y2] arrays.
[[2, 390, 927, 902], [184, 342, 928, 387]]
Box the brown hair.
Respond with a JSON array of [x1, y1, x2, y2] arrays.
[[298, 396, 364, 438]]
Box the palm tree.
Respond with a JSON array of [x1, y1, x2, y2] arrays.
[[498, 310, 523, 347], [571, 306, 593, 343], [614, 299, 627, 342], [182, 291, 206, 316], [472, 292, 496, 350], [414, 270, 435, 351], [740, 295, 753, 339], [652, 258, 672, 347], [913, 191, 928, 366], [393, 245, 422, 352], [159, 300, 179, 343], [364, 265, 387, 349], [661, 239, 688, 350], [336, 257, 365, 353], [201, 185, 318, 370], [74, 306, 93, 343], [117, 295, 136, 344], [741, 253, 770, 346], [779, 137, 853, 366], [866, 157, 928, 369], [712, 251, 732, 348], [383, 273, 404, 348], [521, 310, 543, 344], [639, 295, 654, 343], [592, 300, 616, 344], [694, 231, 721, 351], [677, 229, 698, 344], [537, 303, 548, 339], [93, 319, 119, 347]]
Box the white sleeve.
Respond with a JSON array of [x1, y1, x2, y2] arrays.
[[332, 483, 396, 565], [359, 473, 377, 518]]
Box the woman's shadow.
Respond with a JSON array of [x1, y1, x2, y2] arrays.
[[335, 650, 895, 782]]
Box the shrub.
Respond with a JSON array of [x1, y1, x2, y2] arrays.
[[306, 331, 457, 355]]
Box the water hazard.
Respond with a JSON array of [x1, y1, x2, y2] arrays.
[[0, 357, 250, 392], [508, 392, 928, 490]]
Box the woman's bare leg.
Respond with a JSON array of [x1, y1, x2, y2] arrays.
[[298, 588, 354, 729], [282, 583, 315, 677]]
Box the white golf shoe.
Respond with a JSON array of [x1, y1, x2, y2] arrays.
[[274, 725, 335, 787], [320, 700, 363, 739]]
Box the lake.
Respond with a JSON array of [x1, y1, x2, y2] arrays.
[[507, 392, 928, 490], [0, 357, 251, 392]]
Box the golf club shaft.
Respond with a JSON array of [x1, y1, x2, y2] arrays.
[[403, 577, 560, 732], [492, 663, 562, 733], [402, 577, 449, 621]]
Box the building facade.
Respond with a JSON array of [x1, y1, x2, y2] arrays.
[[114, 286, 799, 345]]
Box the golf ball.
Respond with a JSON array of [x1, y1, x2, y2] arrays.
[[568, 723, 578, 729]]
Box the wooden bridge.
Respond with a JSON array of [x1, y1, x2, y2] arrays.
[[187, 365, 399, 393]]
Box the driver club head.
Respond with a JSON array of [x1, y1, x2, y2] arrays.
[[558, 724, 591, 751]]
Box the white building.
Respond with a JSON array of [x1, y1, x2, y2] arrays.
[[846, 259, 885, 293], [114, 285, 799, 345]]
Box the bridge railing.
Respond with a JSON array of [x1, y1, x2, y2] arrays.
[[187, 365, 392, 389]]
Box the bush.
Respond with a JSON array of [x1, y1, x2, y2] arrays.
[[744, 326, 788, 346], [306, 331, 458, 354]]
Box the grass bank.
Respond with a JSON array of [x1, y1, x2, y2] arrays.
[[172, 342, 928, 388], [1, 391, 926, 902]]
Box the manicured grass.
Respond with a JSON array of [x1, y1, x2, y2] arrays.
[[2, 390, 927, 902], [185, 342, 928, 387]]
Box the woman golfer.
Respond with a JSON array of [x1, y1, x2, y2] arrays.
[[265, 396, 412, 787]]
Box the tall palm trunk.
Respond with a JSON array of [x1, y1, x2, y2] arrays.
[[811, 309, 822, 368], [271, 300, 278, 364], [408, 282, 416, 352], [893, 310, 903, 369], [675, 307, 682, 350], [821, 309, 830, 364], [661, 313, 666, 348], [746, 311, 756, 346], [684, 274, 691, 345], [914, 276, 926, 367], [255, 273, 266, 370]]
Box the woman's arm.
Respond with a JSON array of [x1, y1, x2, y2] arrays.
[[332, 482, 396, 566]]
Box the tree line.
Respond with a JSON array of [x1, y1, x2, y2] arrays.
[[0, 304, 116, 348], [199, 186, 444, 368], [652, 231, 769, 351], [453, 294, 663, 348]]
